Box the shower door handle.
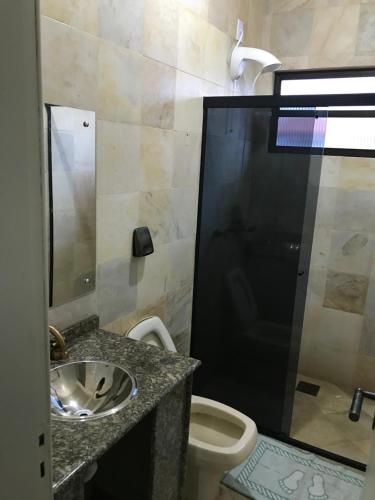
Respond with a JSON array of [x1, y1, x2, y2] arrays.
[[349, 388, 375, 422]]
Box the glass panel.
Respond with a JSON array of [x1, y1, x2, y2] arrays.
[[324, 116, 375, 150], [290, 104, 375, 465], [275, 107, 375, 153], [192, 105, 325, 436], [276, 115, 327, 148]]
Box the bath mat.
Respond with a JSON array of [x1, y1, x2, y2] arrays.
[[222, 435, 364, 500]]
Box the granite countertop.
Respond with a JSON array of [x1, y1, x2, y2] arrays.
[[52, 328, 200, 494]]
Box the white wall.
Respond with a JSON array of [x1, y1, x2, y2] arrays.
[[0, 1, 52, 498]]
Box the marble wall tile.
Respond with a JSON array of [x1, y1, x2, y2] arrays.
[[359, 256, 375, 354], [308, 51, 355, 69], [136, 245, 169, 309], [360, 316, 375, 356], [98, 0, 144, 52], [305, 267, 328, 306], [272, 56, 310, 71], [323, 270, 368, 314], [312, 306, 363, 353], [207, 0, 230, 33], [140, 127, 175, 191], [49, 292, 98, 330], [327, 230, 374, 276], [334, 189, 375, 233], [355, 353, 375, 390], [177, 8, 206, 78], [141, 58, 176, 130], [173, 328, 191, 355], [97, 258, 137, 326], [309, 228, 331, 268], [203, 24, 231, 87], [137, 295, 168, 323], [97, 42, 142, 124], [174, 71, 203, 134], [312, 187, 338, 229], [97, 193, 139, 264], [41, 0, 99, 35], [172, 132, 202, 188], [171, 188, 198, 239], [166, 284, 194, 337], [269, 0, 360, 14], [363, 255, 375, 315], [247, 0, 268, 46], [103, 309, 139, 336], [338, 157, 375, 191], [300, 303, 322, 347], [304, 344, 358, 389], [41, 17, 99, 110], [177, 0, 209, 17], [270, 8, 313, 57], [43, 0, 261, 339], [356, 3, 375, 54], [350, 54, 375, 66], [228, 0, 251, 39], [105, 294, 169, 336], [166, 238, 195, 292], [202, 80, 227, 96], [309, 5, 359, 60], [143, 0, 178, 67], [139, 190, 174, 245], [96, 120, 140, 195], [103, 316, 129, 336], [320, 156, 341, 188]]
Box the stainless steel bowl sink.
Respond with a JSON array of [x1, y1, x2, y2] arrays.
[[50, 360, 138, 420]]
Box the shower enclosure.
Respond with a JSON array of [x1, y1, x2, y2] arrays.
[[191, 93, 375, 469]]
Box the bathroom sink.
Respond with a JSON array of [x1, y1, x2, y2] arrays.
[[50, 360, 138, 420]]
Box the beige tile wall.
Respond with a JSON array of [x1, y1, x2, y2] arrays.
[[42, 0, 259, 353], [258, 0, 375, 389], [256, 0, 375, 94]]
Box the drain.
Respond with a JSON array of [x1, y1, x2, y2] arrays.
[[74, 409, 94, 417]]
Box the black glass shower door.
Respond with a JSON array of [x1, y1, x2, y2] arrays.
[[191, 98, 326, 437]]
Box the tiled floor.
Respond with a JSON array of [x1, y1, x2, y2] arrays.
[[291, 374, 375, 464], [211, 375, 372, 500]]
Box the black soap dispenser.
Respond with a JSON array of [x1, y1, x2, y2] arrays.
[[132, 227, 154, 257]]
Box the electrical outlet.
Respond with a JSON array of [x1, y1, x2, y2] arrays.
[[236, 19, 244, 41]]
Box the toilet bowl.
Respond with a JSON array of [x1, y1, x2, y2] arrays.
[[127, 316, 258, 500]]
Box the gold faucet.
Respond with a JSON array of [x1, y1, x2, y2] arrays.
[[49, 325, 69, 361]]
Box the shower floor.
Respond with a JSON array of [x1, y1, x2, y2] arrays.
[[291, 374, 375, 465]]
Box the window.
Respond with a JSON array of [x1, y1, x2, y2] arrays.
[[273, 68, 375, 157]]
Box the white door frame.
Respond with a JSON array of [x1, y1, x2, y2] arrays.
[[0, 1, 52, 498]]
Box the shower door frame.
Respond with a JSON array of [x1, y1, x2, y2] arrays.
[[191, 92, 375, 472]]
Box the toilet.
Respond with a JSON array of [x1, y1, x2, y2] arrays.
[[127, 316, 258, 500]]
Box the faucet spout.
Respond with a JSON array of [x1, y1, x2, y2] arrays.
[[49, 325, 69, 361]]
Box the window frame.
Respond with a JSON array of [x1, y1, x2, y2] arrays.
[[274, 67, 375, 96], [273, 67, 375, 158]]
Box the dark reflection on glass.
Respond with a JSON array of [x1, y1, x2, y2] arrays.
[[191, 106, 324, 436]]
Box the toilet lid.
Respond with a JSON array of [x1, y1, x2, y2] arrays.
[[127, 316, 177, 353]]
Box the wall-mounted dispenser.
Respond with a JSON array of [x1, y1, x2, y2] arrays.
[[133, 227, 154, 257]]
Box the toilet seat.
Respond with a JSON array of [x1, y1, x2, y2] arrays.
[[189, 395, 258, 469], [127, 316, 177, 352]]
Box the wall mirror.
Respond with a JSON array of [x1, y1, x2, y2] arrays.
[[46, 105, 96, 307]]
